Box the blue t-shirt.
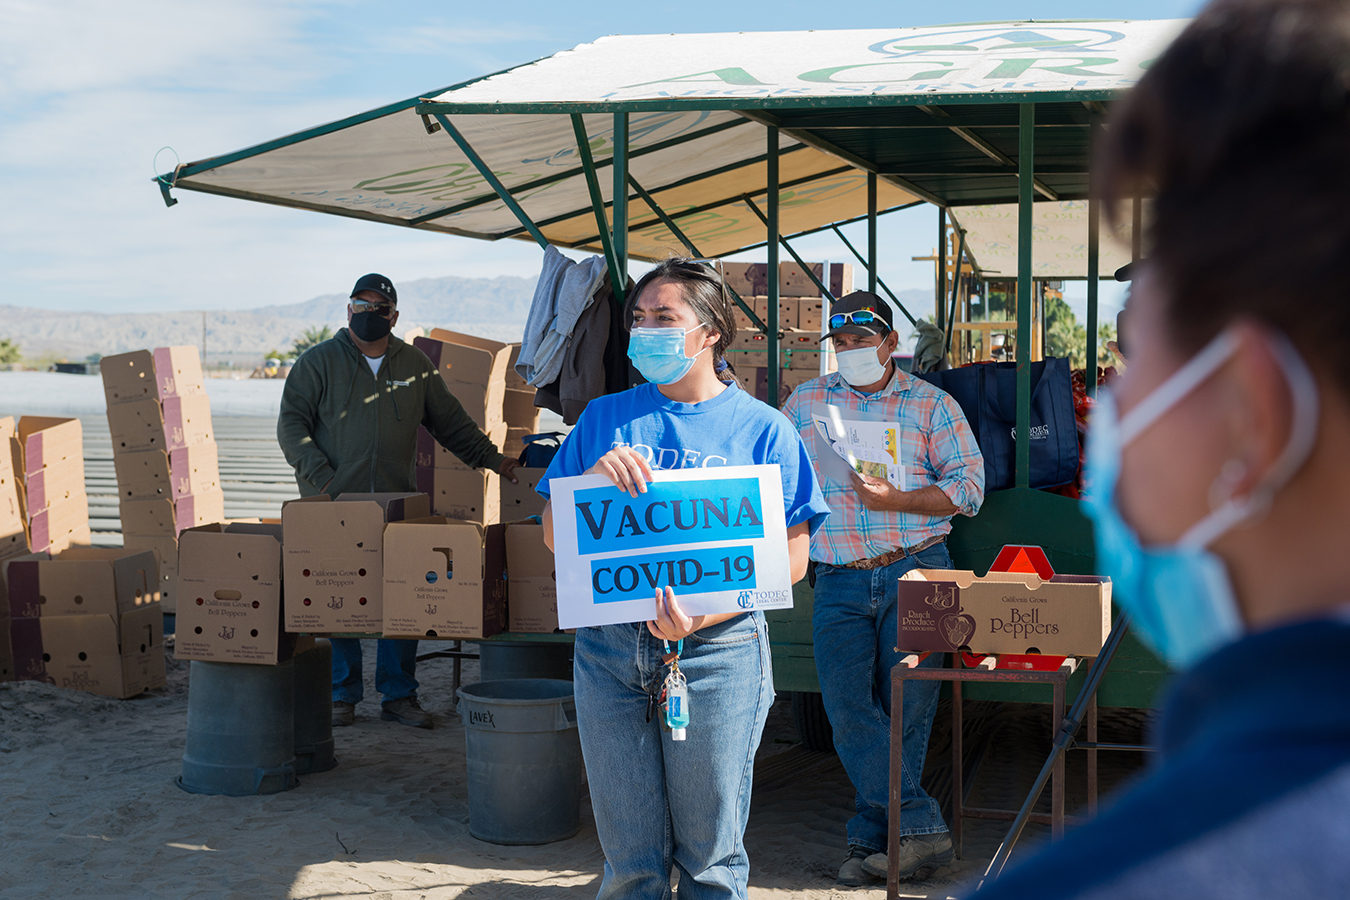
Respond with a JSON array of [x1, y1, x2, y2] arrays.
[[538, 383, 829, 536]]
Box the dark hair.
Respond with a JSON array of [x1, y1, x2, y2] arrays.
[[1098, 0, 1350, 395], [625, 258, 738, 376]]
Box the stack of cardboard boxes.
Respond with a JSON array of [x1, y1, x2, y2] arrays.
[[503, 343, 538, 461], [102, 347, 224, 613], [0, 417, 27, 681], [721, 262, 851, 405], [6, 548, 165, 697], [412, 329, 517, 526], [14, 416, 91, 553]]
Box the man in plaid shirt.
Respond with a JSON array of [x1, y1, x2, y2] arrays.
[[781, 291, 984, 887]]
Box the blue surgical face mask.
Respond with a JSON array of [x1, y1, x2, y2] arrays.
[[627, 325, 708, 385], [1083, 327, 1320, 668]]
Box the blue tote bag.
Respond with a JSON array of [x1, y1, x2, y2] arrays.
[[916, 358, 1079, 492]]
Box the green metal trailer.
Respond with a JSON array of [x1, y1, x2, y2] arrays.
[[155, 19, 1184, 723]]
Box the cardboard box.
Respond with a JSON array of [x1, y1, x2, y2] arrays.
[[500, 467, 547, 519], [107, 398, 166, 453], [175, 522, 309, 665], [415, 333, 509, 431], [153, 345, 206, 399], [897, 569, 1112, 657], [162, 394, 214, 451], [798, 297, 825, 331], [416, 467, 499, 525], [177, 489, 226, 534], [119, 497, 176, 537], [281, 492, 431, 633], [113, 449, 172, 501], [122, 534, 178, 614], [25, 458, 86, 513], [170, 443, 220, 497], [505, 427, 530, 460], [504, 523, 558, 633], [382, 518, 506, 639], [0, 616, 12, 682], [15, 416, 82, 476], [505, 342, 528, 391], [828, 262, 855, 299], [6, 548, 160, 619], [28, 495, 89, 553], [0, 418, 28, 559], [415, 423, 507, 471], [101, 350, 158, 406], [9, 614, 165, 698], [502, 388, 540, 431]]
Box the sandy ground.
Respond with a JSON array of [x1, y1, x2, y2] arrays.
[[0, 640, 1149, 899]]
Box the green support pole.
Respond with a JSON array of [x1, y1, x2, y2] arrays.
[[628, 175, 767, 333], [867, 172, 878, 293], [570, 114, 625, 299], [767, 126, 781, 408], [433, 114, 549, 250], [937, 207, 947, 332], [828, 225, 918, 326], [612, 113, 629, 303], [1086, 114, 1101, 397], [1016, 103, 1035, 489], [743, 197, 835, 304]]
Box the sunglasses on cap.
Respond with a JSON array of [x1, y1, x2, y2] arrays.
[[350, 298, 395, 316], [829, 308, 886, 331]]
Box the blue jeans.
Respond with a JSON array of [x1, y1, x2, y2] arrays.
[[573, 614, 773, 900], [813, 542, 953, 852], [330, 638, 419, 704]]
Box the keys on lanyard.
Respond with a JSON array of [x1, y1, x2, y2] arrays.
[[661, 639, 689, 741]]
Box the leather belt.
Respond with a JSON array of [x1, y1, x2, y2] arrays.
[[841, 535, 946, 570]]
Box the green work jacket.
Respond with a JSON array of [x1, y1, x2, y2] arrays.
[[277, 329, 505, 496]]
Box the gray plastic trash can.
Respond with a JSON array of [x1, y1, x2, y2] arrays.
[[293, 640, 337, 775], [179, 659, 297, 796], [456, 679, 582, 844]]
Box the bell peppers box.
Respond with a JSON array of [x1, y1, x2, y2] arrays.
[[153, 345, 206, 399], [416, 330, 510, 431], [0, 417, 27, 559], [170, 443, 220, 497], [415, 423, 507, 471], [122, 534, 179, 613], [162, 394, 214, 451], [897, 569, 1112, 657], [100, 350, 158, 407], [176, 522, 311, 665], [28, 496, 90, 554], [500, 467, 548, 519], [112, 448, 171, 500], [15, 416, 82, 476], [382, 517, 506, 639], [107, 398, 166, 453], [504, 522, 560, 633], [10, 614, 165, 698], [24, 456, 85, 513], [416, 467, 500, 525], [282, 491, 431, 633]]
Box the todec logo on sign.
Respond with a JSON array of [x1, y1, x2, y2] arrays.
[[551, 465, 794, 629]]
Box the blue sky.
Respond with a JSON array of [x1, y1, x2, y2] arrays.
[[0, 0, 1202, 326]]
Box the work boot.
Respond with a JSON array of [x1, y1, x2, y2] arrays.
[[332, 701, 355, 727], [381, 696, 433, 729], [837, 846, 881, 886], [862, 831, 954, 882]]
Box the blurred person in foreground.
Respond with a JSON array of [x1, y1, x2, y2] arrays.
[[278, 273, 518, 729], [971, 1, 1350, 897]]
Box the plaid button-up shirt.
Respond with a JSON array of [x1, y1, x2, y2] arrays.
[[781, 368, 985, 566]]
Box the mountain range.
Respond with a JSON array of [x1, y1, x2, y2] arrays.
[[2, 275, 930, 366]]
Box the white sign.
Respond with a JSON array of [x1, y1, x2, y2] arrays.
[[811, 403, 906, 489], [547, 465, 792, 629]]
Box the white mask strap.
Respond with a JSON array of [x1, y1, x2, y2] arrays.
[[1119, 329, 1241, 445], [1180, 332, 1320, 548]]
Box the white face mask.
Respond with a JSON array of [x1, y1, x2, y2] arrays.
[[836, 343, 889, 387]]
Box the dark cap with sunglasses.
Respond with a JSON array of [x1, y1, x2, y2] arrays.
[[350, 273, 397, 306], [821, 291, 893, 341]]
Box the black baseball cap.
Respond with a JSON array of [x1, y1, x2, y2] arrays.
[[350, 273, 397, 305], [821, 291, 893, 341]]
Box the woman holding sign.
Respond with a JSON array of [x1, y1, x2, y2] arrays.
[[539, 258, 829, 900]]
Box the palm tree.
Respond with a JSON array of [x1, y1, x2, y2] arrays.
[[292, 325, 334, 356]]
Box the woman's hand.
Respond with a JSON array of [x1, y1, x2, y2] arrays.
[[586, 446, 654, 497], [646, 587, 740, 642]]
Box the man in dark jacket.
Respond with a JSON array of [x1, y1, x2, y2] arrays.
[[278, 273, 518, 729]]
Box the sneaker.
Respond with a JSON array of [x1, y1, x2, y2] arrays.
[[380, 696, 433, 729], [862, 832, 953, 882], [837, 846, 881, 886], [332, 701, 355, 727]]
